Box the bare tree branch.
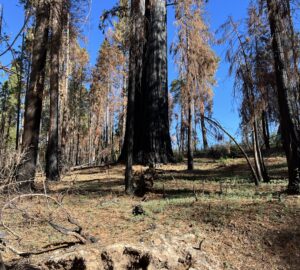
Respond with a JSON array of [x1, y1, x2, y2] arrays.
[[0, 10, 31, 57]]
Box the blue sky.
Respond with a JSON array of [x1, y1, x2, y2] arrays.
[[1, 0, 251, 141]]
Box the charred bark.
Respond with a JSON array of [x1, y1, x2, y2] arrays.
[[186, 27, 193, 170], [16, 31, 25, 150], [60, 10, 70, 170], [17, 0, 50, 188], [46, 0, 63, 181], [180, 106, 185, 155], [187, 97, 194, 170], [140, 0, 173, 165], [267, 0, 300, 194], [200, 111, 208, 150], [125, 0, 145, 194], [262, 110, 270, 150], [0, 82, 8, 147], [120, 0, 174, 165]]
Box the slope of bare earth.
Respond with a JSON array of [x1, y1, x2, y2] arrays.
[[1, 157, 299, 269]]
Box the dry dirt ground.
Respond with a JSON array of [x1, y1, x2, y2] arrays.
[[1, 157, 300, 269]]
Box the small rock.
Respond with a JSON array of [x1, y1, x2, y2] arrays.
[[152, 238, 162, 246]]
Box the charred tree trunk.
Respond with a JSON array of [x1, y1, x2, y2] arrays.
[[60, 10, 70, 169], [118, 76, 127, 153], [180, 105, 185, 155], [69, 131, 75, 166], [187, 97, 194, 170], [5, 113, 12, 151], [125, 0, 145, 194], [186, 28, 193, 170], [253, 117, 269, 183], [140, 0, 173, 165], [46, 0, 63, 181], [76, 113, 81, 166], [17, 0, 50, 188], [193, 104, 198, 152], [262, 110, 270, 150], [16, 31, 25, 150], [200, 110, 208, 150], [75, 130, 80, 166], [267, 0, 300, 194], [105, 105, 109, 148], [120, 0, 174, 165], [0, 82, 8, 147], [110, 105, 115, 161], [88, 110, 92, 165], [175, 120, 180, 152]]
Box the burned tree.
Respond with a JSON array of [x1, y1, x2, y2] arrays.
[[125, 0, 145, 193], [46, 0, 65, 181], [121, 0, 174, 165], [17, 0, 50, 188], [138, 0, 173, 164], [266, 0, 300, 194]]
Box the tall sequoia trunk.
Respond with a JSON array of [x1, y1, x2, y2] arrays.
[[120, 0, 174, 165], [17, 0, 50, 188], [125, 0, 145, 194], [140, 0, 173, 165], [46, 0, 62, 181], [267, 0, 300, 194]]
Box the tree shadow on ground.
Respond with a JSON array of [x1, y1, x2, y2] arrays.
[[156, 163, 255, 183], [54, 158, 288, 199], [253, 160, 287, 180], [264, 227, 300, 270], [68, 164, 123, 176], [158, 159, 287, 183], [54, 178, 125, 197]]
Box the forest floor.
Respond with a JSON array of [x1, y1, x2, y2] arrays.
[[1, 156, 300, 269]]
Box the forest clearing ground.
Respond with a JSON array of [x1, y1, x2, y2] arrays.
[[1, 157, 300, 269]]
